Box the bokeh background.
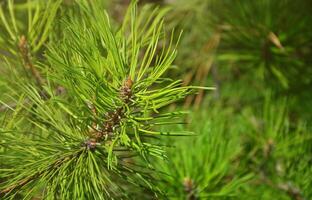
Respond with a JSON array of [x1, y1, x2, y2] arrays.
[[114, 1, 312, 199]]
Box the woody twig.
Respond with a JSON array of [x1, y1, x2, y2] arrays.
[[85, 76, 134, 149], [18, 35, 45, 89]]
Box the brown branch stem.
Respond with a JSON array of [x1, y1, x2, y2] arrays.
[[18, 35, 45, 90], [183, 177, 198, 200], [88, 76, 133, 143]]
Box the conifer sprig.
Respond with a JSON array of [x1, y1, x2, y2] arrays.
[[0, 0, 211, 199]]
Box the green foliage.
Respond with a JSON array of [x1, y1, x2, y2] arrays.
[[157, 109, 253, 199], [155, 96, 312, 200], [214, 0, 312, 90], [239, 96, 312, 199], [0, 0, 62, 104], [0, 1, 209, 199], [166, 0, 312, 119], [0, 0, 62, 53], [0, 0, 311, 199]]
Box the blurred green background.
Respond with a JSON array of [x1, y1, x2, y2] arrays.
[[136, 0, 312, 199]]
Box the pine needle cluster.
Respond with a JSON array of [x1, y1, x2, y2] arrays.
[[0, 0, 208, 199]]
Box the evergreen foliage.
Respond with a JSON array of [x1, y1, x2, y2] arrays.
[[0, 0, 207, 199], [156, 109, 253, 199], [0, 0, 311, 200]]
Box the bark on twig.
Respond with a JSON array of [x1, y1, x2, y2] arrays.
[[183, 177, 198, 200], [86, 76, 134, 145], [18, 35, 45, 90]]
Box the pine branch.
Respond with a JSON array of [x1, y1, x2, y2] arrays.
[[183, 177, 198, 200], [0, 150, 83, 196], [18, 35, 45, 90], [86, 76, 133, 147], [0, 85, 66, 113], [259, 175, 304, 200], [0, 1, 210, 198]]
